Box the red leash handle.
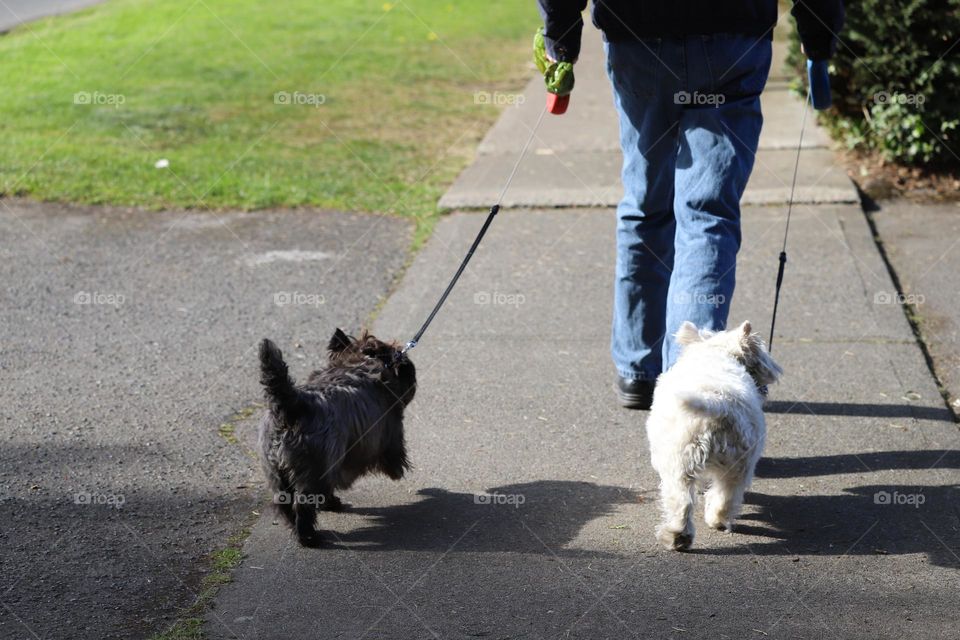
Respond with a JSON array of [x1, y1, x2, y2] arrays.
[[546, 92, 569, 115]]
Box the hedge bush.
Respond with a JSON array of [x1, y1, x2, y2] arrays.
[[790, 0, 960, 167]]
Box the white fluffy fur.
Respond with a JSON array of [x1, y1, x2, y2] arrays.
[[646, 320, 782, 551]]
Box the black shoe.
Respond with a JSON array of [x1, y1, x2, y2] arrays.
[[615, 377, 655, 410]]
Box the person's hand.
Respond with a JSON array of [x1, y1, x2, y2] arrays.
[[799, 39, 836, 62], [534, 27, 575, 114]]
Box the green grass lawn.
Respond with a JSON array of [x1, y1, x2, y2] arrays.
[[0, 0, 537, 239]]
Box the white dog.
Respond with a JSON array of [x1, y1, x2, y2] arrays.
[[646, 320, 782, 551]]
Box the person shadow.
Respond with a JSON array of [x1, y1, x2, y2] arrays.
[[328, 480, 644, 558], [756, 449, 960, 478], [694, 449, 960, 568], [763, 400, 954, 422]]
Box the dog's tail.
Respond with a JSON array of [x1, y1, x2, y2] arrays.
[[677, 390, 730, 418], [259, 339, 300, 425]]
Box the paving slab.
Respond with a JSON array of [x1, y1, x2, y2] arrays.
[[370, 206, 910, 345], [767, 10, 796, 87], [871, 200, 960, 413], [770, 37, 792, 83], [439, 150, 624, 209], [440, 146, 857, 210], [441, 20, 850, 211], [476, 75, 828, 158], [474, 29, 618, 157], [0, 200, 411, 640], [207, 204, 960, 639], [758, 88, 833, 150]]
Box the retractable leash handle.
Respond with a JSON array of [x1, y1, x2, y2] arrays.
[[547, 91, 570, 115], [534, 27, 574, 115], [543, 61, 574, 114], [807, 59, 832, 110]]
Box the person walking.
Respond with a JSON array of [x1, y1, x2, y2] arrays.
[[536, 0, 844, 409]]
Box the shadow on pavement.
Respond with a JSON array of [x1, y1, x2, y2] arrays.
[[328, 480, 643, 557], [702, 485, 960, 568], [0, 488, 257, 639], [764, 400, 955, 421], [745, 449, 960, 567], [757, 449, 960, 478]]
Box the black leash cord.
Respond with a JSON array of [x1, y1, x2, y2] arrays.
[[768, 250, 788, 354], [767, 85, 811, 353], [402, 203, 500, 352], [401, 105, 549, 354]]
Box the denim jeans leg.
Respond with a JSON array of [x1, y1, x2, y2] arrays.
[[663, 35, 771, 368], [606, 40, 683, 381]]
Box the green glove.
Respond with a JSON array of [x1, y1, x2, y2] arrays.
[[533, 27, 574, 96]]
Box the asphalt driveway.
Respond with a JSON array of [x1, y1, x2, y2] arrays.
[[0, 200, 410, 639]]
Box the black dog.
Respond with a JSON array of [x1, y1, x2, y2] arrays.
[[257, 328, 416, 547]]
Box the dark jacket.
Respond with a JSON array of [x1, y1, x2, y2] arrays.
[[537, 0, 844, 62]]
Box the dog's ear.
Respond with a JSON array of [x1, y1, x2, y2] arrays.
[[328, 328, 352, 353], [737, 321, 753, 347], [675, 321, 702, 346], [738, 321, 783, 384]]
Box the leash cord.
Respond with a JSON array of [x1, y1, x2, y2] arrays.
[[767, 85, 811, 353], [402, 105, 549, 354]]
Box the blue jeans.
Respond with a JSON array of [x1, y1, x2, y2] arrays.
[[606, 35, 771, 380]]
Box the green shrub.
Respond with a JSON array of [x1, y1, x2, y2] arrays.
[[790, 0, 960, 167]]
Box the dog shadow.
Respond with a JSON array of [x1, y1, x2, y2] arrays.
[[713, 449, 960, 568], [703, 484, 960, 569], [328, 480, 641, 557]]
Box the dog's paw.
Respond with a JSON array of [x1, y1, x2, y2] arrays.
[[296, 530, 325, 548], [383, 466, 405, 481], [656, 525, 693, 552], [705, 516, 732, 532]]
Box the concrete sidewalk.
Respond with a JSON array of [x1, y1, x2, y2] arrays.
[[871, 201, 960, 414], [439, 20, 852, 210], [207, 21, 960, 640]]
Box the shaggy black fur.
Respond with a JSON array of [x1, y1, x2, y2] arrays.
[[257, 328, 416, 547]]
